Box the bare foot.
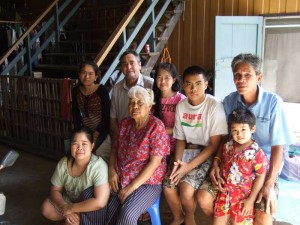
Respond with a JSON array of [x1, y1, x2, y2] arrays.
[[170, 217, 184, 225]]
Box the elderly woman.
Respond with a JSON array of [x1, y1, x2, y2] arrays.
[[106, 86, 170, 225]]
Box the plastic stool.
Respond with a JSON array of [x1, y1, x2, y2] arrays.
[[147, 194, 161, 225]]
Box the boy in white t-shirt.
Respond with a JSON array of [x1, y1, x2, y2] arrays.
[[168, 66, 228, 225]]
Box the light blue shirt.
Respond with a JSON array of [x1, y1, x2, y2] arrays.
[[223, 85, 293, 159]]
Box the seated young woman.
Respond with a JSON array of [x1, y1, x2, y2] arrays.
[[41, 127, 110, 225]]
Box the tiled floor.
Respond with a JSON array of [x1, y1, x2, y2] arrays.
[[0, 144, 297, 225]]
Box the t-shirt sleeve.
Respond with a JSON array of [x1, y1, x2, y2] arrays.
[[92, 157, 108, 187], [51, 157, 66, 187], [253, 149, 268, 175], [149, 120, 170, 157], [209, 101, 228, 136]]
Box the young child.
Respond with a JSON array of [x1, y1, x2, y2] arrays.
[[168, 66, 228, 225], [41, 128, 110, 225], [152, 62, 186, 224], [213, 108, 268, 225]]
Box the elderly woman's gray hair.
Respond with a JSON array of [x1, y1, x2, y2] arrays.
[[128, 86, 155, 106], [231, 53, 262, 75]]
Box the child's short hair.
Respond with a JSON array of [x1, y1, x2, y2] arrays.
[[228, 108, 256, 129], [182, 65, 211, 82]]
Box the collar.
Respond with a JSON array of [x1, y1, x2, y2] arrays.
[[237, 85, 264, 107], [122, 73, 143, 90]]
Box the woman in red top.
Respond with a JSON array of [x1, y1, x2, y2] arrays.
[[106, 86, 170, 225]]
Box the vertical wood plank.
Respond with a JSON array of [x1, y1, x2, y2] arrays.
[[181, 0, 192, 70], [269, 0, 280, 13], [239, 0, 249, 15], [286, 0, 297, 12], [248, 0, 255, 15], [203, 0, 212, 69], [279, 0, 287, 12], [208, 0, 220, 68], [194, 0, 202, 66], [254, 0, 264, 15], [224, 0, 236, 15]]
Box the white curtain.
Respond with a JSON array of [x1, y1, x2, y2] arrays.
[[263, 28, 300, 103]]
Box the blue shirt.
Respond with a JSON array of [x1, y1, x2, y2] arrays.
[[223, 85, 293, 159]]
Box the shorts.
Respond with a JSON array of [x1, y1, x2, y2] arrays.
[[199, 177, 218, 198], [181, 157, 213, 190], [163, 156, 213, 190]]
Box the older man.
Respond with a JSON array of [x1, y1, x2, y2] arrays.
[[110, 49, 153, 147], [198, 53, 293, 225]]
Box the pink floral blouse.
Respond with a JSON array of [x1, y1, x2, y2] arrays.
[[115, 115, 170, 188]]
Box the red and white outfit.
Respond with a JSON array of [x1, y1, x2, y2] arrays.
[[214, 140, 268, 223]]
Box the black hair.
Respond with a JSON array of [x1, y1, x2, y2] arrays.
[[67, 127, 94, 159], [182, 65, 211, 82], [78, 60, 100, 84], [153, 62, 181, 119], [228, 108, 256, 130], [119, 49, 141, 63]]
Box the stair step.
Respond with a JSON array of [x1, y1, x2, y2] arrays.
[[141, 66, 154, 75], [43, 53, 98, 57], [65, 28, 108, 33], [154, 37, 168, 41], [164, 9, 183, 19], [58, 40, 103, 44], [78, 3, 131, 11], [36, 64, 78, 71], [70, 16, 123, 23], [140, 52, 160, 57], [36, 64, 108, 71]]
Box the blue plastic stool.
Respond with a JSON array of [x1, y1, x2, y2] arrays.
[[147, 193, 161, 225]]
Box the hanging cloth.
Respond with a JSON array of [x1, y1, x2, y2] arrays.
[[61, 78, 72, 121]]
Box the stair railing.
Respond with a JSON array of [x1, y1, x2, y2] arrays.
[[0, 0, 85, 76], [95, 0, 178, 86]]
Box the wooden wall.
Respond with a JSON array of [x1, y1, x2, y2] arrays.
[[167, 0, 300, 74]]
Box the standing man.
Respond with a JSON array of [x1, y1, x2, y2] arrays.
[[110, 49, 153, 143], [198, 53, 293, 225]]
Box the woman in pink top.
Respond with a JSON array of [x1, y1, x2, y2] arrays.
[[153, 62, 186, 152], [153, 62, 186, 225]]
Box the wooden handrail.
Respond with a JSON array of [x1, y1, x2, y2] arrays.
[[0, 0, 60, 66], [94, 0, 144, 67]]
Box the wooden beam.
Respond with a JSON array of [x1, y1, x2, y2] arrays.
[[94, 0, 144, 67]]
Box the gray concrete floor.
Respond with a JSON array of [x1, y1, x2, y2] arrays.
[[0, 144, 292, 225]]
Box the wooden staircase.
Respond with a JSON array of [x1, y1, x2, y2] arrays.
[[0, 0, 185, 84], [36, 3, 130, 79], [96, 0, 185, 87]]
